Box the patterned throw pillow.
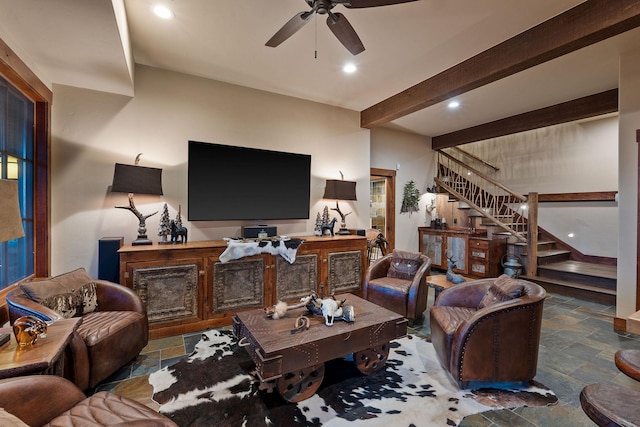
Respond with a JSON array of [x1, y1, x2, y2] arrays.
[[387, 250, 423, 280], [20, 268, 98, 317], [41, 293, 81, 318], [478, 275, 525, 309]]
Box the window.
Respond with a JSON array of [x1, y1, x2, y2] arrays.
[[0, 75, 34, 289]]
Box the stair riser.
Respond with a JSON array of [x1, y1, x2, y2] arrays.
[[529, 279, 616, 306], [537, 268, 616, 291]]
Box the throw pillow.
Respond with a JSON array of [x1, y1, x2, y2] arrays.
[[20, 268, 98, 317], [387, 250, 423, 280], [478, 275, 525, 309], [41, 293, 80, 318], [20, 268, 93, 302]]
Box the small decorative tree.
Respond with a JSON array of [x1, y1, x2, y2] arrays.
[[314, 212, 323, 236], [158, 203, 171, 244], [400, 180, 421, 214], [322, 205, 331, 225], [175, 205, 184, 228]]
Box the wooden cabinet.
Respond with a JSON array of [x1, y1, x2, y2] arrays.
[[119, 235, 366, 339], [418, 228, 469, 274], [468, 237, 506, 278], [418, 227, 506, 278]]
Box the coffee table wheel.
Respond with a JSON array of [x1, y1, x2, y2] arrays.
[[354, 342, 390, 375], [277, 363, 325, 403]]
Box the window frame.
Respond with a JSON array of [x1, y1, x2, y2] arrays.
[[0, 37, 52, 289]]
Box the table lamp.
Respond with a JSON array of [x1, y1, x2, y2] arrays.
[[323, 173, 357, 235], [111, 154, 163, 245], [0, 179, 25, 243]]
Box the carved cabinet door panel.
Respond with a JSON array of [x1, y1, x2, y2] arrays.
[[207, 254, 269, 317], [325, 249, 363, 296], [274, 252, 319, 303], [127, 258, 204, 325]]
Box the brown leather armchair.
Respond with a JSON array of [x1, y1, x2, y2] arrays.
[[6, 270, 148, 390], [430, 276, 546, 388], [0, 375, 177, 426], [363, 250, 431, 325]]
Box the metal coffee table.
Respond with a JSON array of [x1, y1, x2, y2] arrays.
[[232, 293, 407, 402]]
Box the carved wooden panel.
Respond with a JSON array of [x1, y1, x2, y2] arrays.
[[212, 258, 264, 314], [327, 250, 362, 294], [275, 253, 318, 302], [132, 264, 198, 323]]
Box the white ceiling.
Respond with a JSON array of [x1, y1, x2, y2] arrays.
[[1, 0, 638, 137]]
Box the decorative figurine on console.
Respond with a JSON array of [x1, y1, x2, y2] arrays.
[[320, 218, 337, 237], [170, 205, 188, 244]]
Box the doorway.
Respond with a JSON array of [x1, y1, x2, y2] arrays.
[[370, 168, 396, 254]]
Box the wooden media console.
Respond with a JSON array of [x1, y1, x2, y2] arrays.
[[118, 235, 367, 339]]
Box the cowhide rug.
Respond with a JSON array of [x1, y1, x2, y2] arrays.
[[149, 330, 557, 427]]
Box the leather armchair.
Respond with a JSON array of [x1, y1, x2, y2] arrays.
[[0, 375, 177, 426], [6, 276, 148, 390], [430, 276, 546, 388], [363, 250, 431, 324]]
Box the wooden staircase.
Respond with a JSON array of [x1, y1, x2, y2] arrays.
[[514, 240, 617, 305], [437, 149, 617, 304]]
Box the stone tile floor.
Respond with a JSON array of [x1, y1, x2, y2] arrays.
[[94, 291, 640, 426]]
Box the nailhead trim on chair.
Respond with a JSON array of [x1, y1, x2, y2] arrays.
[[456, 302, 542, 383]]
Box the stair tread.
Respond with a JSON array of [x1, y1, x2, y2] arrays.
[[537, 249, 571, 257], [537, 260, 617, 280], [521, 274, 616, 296]]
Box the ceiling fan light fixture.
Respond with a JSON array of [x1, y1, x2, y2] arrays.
[[152, 4, 175, 20]]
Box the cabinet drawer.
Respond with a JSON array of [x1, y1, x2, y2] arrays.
[[470, 249, 488, 259], [470, 261, 489, 276], [469, 239, 489, 249]]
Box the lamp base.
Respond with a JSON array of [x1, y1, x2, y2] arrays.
[[132, 235, 153, 246], [336, 228, 351, 235]]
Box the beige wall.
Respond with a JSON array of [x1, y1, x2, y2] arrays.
[[51, 65, 370, 277], [462, 116, 619, 258], [370, 127, 434, 252], [618, 50, 640, 319]]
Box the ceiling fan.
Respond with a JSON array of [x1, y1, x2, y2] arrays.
[[266, 0, 419, 55]]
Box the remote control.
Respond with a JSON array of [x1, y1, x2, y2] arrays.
[[0, 333, 10, 347]]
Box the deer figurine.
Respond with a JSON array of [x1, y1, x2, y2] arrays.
[[446, 253, 466, 284]]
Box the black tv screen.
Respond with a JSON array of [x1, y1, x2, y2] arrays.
[[188, 141, 311, 221]]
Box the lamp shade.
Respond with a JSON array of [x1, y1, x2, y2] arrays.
[[0, 179, 25, 242], [323, 179, 357, 201], [111, 163, 163, 195]]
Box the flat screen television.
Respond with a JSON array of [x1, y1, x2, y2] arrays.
[[188, 141, 311, 221]]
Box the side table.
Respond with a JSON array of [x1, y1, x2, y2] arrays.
[[0, 317, 81, 379], [427, 274, 474, 302]]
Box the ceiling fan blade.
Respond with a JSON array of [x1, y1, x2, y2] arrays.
[[266, 11, 313, 47], [326, 13, 365, 55], [343, 0, 419, 8]]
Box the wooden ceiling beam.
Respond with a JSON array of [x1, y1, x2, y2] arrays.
[[432, 89, 618, 149], [360, 0, 640, 129]]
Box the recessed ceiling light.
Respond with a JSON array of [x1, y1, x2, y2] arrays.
[[343, 63, 357, 74], [447, 100, 460, 109], [152, 5, 175, 20]]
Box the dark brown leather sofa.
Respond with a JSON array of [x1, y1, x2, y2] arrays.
[[430, 275, 546, 388], [6, 271, 148, 391], [363, 250, 431, 325], [0, 375, 177, 426]]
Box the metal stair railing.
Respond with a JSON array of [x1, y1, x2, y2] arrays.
[[436, 150, 529, 243]]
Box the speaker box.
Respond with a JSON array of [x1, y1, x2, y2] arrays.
[[99, 237, 123, 283], [242, 226, 278, 239]]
